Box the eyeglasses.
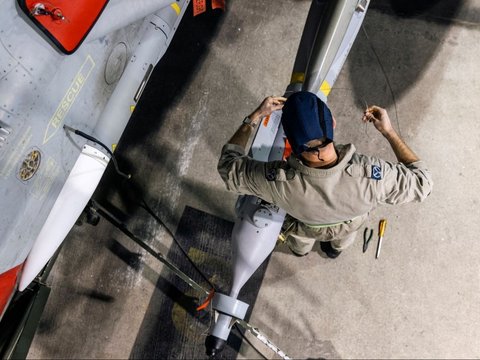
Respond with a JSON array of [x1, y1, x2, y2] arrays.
[[303, 140, 332, 154]]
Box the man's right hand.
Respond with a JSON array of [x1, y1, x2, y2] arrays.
[[362, 105, 394, 136], [363, 105, 419, 164]]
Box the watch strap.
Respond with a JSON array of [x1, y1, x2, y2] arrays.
[[243, 116, 257, 127]]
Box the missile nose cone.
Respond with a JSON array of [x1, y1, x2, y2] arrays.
[[205, 335, 225, 357]]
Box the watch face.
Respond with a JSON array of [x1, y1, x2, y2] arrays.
[[243, 116, 252, 125]]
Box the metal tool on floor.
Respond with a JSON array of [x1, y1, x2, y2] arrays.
[[376, 219, 387, 259], [363, 227, 373, 253]]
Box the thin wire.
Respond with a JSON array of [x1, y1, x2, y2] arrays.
[[200, 301, 214, 337], [64, 125, 215, 291], [233, 323, 268, 360], [65, 122, 271, 357], [371, 8, 480, 28], [361, 25, 402, 137], [63, 125, 131, 179], [139, 197, 216, 291], [361, 98, 370, 138], [421, 15, 480, 28]]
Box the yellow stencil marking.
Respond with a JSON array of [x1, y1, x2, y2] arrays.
[[290, 72, 305, 84], [43, 55, 95, 144], [170, 2, 181, 15], [320, 80, 331, 97]]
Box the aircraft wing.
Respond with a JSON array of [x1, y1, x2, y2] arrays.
[[0, 0, 191, 314]]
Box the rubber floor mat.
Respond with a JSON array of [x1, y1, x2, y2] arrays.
[[130, 206, 270, 359]]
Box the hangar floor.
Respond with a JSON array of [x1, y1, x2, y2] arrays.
[[28, 0, 480, 358]]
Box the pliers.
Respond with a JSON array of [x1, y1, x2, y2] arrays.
[[363, 227, 373, 253]]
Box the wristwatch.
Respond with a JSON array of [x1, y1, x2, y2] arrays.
[[242, 116, 257, 127]]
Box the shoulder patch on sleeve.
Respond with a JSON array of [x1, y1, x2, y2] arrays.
[[371, 165, 382, 180], [266, 168, 277, 181], [265, 161, 294, 182]]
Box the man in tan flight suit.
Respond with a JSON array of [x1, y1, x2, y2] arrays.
[[217, 91, 432, 259]]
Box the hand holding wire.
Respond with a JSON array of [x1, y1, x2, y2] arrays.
[[362, 105, 394, 136]]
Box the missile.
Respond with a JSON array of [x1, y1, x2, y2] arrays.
[[205, 111, 286, 356]]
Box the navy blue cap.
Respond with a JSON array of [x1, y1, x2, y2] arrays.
[[281, 91, 334, 155]]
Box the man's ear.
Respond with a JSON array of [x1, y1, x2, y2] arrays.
[[332, 115, 337, 129]]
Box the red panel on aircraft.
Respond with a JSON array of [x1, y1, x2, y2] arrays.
[[18, 0, 110, 54], [0, 264, 23, 318], [212, 0, 226, 11]]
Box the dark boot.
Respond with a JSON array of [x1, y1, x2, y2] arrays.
[[320, 241, 342, 259]]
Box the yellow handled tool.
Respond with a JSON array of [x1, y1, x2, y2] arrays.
[[376, 219, 387, 259]]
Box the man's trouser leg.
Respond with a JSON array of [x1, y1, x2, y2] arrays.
[[330, 230, 358, 251], [282, 215, 316, 256], [286, 232, 316, 256], [283, 213, 368, 255], [327, 214, 368, 251]]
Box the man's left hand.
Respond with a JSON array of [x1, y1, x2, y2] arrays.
[[249, 96, 286, 122]]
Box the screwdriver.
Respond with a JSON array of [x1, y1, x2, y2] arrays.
[[375, 219, 387, 259]]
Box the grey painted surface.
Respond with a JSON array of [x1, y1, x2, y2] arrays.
[[28, 0, 480, 358]]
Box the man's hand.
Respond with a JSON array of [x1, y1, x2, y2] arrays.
[[362, 105, 394, 136], [226, 96, 286, 149], [362, 105, 419, 164], [248, 96, 287, 123]]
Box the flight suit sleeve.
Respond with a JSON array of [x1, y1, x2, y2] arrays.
[[377, 160, 433, 205], [217, 143, 277, 201]]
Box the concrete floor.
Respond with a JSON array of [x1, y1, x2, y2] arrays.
[[28, 0, 480, 358]]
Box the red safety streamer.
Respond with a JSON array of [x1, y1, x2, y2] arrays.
[[283, 139, 292, 160], [196, 288, 215, 311]]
